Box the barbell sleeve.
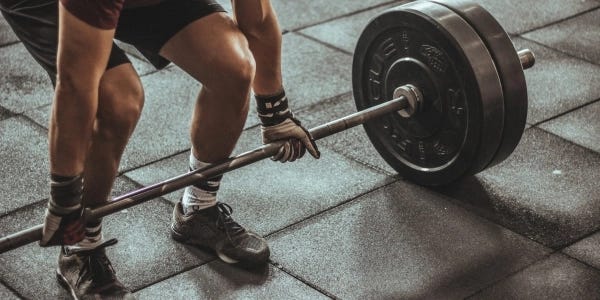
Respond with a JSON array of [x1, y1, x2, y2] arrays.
[[0, 94, 409, 254], [517, 49, 535, 70]]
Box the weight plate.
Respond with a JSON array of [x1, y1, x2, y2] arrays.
[[352, 1, 504, 186], [431, 0, 528, 169]]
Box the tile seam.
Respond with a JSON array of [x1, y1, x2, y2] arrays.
[[0, 278, 26, 300], [517, 35, 600, 67], [531, 97, 600, 128], [286, 0, 400, 32], [516, 6, 600, 36], [264, 179, 399, 239], [269, 261, 338, 300], [534, 122, 600, 157], [463, 252, 557, 299]]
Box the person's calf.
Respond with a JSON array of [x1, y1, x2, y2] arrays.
[[83, 64, 144, 207]]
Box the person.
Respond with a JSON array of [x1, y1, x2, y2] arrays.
[[0, 0, 319, 298]]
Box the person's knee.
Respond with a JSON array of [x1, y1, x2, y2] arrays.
[[95, 74, 144, 142], [223, 50, 256, 91]]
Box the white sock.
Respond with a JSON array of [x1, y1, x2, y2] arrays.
[[182, 151, 221, 214], [65, 221, 104, 251]]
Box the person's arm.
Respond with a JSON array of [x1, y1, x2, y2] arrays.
[[233, 0, 320, 162], [40, 2, 117, 246]]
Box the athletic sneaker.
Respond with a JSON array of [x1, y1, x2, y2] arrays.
[[56, 239, 134, 300], [171, 202, 270, 265]]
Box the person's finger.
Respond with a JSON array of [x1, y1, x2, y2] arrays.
[[288, 139, 302, 162], [300, 135, 320, 159], [272, 144, 286, 161]]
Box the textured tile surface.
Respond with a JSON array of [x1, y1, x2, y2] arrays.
[[540, 100, 600, 154], [0, 283, 18, 300], [300, 3, 402, 53], [0, 105, 12, 121], [135, 261, 328, 299], [278, 33, 352, 112], [0, 177, 209, 299], [0, 43, 54, 113], [298, 93, 397, 175], [0, 117, 49, 215], [0, 14, 18, 46], [523, 8, 600, 65], [512, 38, 600, 125], [476, 0, 599, 34], [116, 67, 199, 171], [437, 128, 600, 248], [563, 231, 600, 270], [125, 126, 393, 236], [247, 32, 354, 129], [272, 0, 397, 31], [469, 254, 600, 299], [269, 181, 550, 299]]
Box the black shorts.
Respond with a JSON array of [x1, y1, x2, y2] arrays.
[[0, 0, 225, 85]]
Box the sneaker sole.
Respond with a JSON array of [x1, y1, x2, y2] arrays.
[[56, 269, 80, 300], [170, 224, 240, 264]]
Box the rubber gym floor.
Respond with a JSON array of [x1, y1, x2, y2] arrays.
[[1, 0, 599, 299]]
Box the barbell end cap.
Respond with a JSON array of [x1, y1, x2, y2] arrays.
[[394, 84, 423, 118], [518, 49, 535, 70]]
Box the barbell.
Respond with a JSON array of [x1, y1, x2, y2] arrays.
[[0, 0, 534, 253]]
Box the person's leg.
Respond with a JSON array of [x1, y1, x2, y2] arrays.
[[80, 62, 144, 246], [2, 1, 141, 297], [157, 12, 270, 265], [232, 0, 282, 95], [160, 12, 254, 164]]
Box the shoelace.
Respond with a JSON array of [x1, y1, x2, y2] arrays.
[[215, 202, 245, 240], [73, 238, 119, 288]]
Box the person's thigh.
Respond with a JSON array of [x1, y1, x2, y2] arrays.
[[158, 12, 254, 89], [115, 0, 226, 70], [0, 0, 131, 85]]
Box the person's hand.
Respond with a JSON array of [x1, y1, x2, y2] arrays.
[[39, 205, 85, 247], [261, 117, 320, 162]]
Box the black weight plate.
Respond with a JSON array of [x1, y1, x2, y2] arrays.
[[431, 0, 528, 169], [352, 1, 504, 186]]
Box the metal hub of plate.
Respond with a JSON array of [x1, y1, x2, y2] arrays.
[[432, 0, 528, 170], [352, 1, 504, 186]]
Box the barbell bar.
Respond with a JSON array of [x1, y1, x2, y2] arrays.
[[0, 92, 413, 253], [0, 0, 536, 254]]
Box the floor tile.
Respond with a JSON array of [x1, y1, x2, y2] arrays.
[[269, 181, 550, 299], [135, 260, 328, 299], [272, 0, 399, 31], [0, 117, 49, 215], [300, 3, 404, 54], [563, 231, 600, 271], [469, 254, 600, 299], [0, 43, 53, 114], [279, 33, 352, 111], [0, 14, 18, 46], [0, 283, 18, 300], [436, 128, 600, 248], [0, 177, 209, 299], [512, 38, 600, 124], [0, 105, 12, 121], [539, 100, 600, 154], [523, 8, 600, 65], [297, 93, 397, 175], [475, 0, 599, 34], [125, 125, 393, 236]]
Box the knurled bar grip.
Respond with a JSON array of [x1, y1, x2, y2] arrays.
[[0, 95, 409, 254]]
